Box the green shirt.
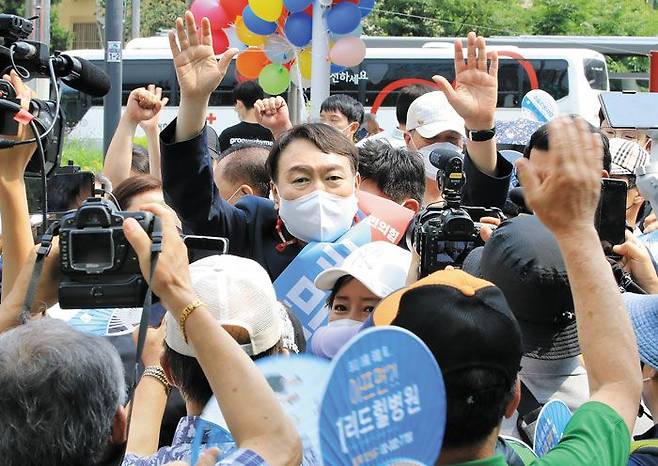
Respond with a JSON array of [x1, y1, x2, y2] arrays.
[[449, 401, 630, 466], [533, 401, 630, 466]]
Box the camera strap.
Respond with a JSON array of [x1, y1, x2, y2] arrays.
[[21, 221, 59, 321], [125, 216, 163, 430]]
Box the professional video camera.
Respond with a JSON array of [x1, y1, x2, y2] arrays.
[[408, 148, 504, 278], [0, 13, 110, 177]]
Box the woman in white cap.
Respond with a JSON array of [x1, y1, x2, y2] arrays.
[[310, 241, 411, 358]]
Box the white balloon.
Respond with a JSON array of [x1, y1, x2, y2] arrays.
[[264, 34, 295, 64], [225, 25, 248, 52]]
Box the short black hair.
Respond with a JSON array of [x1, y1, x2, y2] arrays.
[[266, 123, 359, 182], [523, 121, 612, 173], [131, 145, 150, 174], [47, 171, 94, 211], [358, 140, 425, 204], [396, 84, 435, 126], [163, 339, 285, 406], [216, 142, 270, 197], [113, 174, 162, 211], [232, 81, 265, 109], [441, 368, 516, 449], [321, 94, 365, 126]]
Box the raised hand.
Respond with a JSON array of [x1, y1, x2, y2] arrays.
[[433, 31, 498, 130], [254, 96, 293, 139], [516, 117, 602, 237], [168, 11, 238, 101], [125, 84, 169, 132]]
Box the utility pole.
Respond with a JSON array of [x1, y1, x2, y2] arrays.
[[310, 0, 331, 119], [131, 0, 140, 39], [103, 0, 123, 155]]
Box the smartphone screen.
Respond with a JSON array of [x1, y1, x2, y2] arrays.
[[595, 178, 627, 251], [599, 92, 658, 129], [184, 235, 229, 263]]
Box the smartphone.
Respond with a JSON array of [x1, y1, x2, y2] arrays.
[[25, 170, 95, 214], [599, 92, 658, 129], [184, 235, 229, 263], [595, 178, 628, 252]]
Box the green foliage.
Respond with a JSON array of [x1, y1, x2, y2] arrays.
[[62, 140, 103, 173], [364, 0, 658, 38]]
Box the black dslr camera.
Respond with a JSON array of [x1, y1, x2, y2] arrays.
[[409, 148, 503, 278], [58, 198, 155, 309]]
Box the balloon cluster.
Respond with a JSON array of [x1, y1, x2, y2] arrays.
[[190, 0, 375, 95]]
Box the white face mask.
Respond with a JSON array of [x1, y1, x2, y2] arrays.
[[419, 142, 463, 180], [311, 318, 362, 359], [278, 189, 358, 243]]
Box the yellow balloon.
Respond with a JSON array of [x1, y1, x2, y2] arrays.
[[235, 16, 266, 47], [298, 48, 312, 80], [249, 0, 283, 22]]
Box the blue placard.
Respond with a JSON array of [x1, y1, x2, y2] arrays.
[[533, 399, 572, 457], [273, 220, 372, 341], [319, 327, 446, 466]]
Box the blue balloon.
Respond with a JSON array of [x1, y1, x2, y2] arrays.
[[242, 5, 278, 36], [359, 0, 375, 17], [284, 12, 312, 48], [327, 2, 361, 35], [330, 63, 346, 74], [284, 0, 312, 13]]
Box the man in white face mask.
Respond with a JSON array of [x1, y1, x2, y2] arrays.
[[404, 33, 514, 210], [159, 11, 364, 282]]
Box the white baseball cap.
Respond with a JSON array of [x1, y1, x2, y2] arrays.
[[314, 242, 411, 298], [406, 91, 466, 140], [165, 254, 282, 357]]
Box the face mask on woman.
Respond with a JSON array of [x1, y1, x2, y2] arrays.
[[310, 319, 362, 359]]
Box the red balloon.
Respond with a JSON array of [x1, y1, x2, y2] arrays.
[[211, 28, 229, 55], [191, 0, 231, 29], [221, 0, 249, 21]]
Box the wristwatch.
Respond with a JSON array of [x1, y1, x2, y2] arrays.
[[467, 127, 496, 142]]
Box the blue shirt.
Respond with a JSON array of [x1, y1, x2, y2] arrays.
[[122, 416, 267, 466]]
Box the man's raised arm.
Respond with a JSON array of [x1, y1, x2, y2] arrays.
[[517, 116, 642, 433]]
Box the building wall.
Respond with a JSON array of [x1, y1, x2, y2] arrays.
[[56, 0, 101, 49], [56, 0, 97, 29]]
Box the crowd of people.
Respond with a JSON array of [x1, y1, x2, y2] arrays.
[[1, 9, 658, 466]]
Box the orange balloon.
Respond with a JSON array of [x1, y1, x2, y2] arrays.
[[236, 47, 271, 79]]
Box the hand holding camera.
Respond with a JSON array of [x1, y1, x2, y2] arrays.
[[123, 203, 197, 319], [0, 70, 35, 178]]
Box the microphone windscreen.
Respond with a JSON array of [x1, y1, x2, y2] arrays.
[[62, 56, 111, 97]]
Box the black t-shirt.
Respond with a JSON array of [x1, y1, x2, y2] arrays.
[[218, 121, 274, 152]]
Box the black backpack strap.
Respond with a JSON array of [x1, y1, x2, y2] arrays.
[[516, 381, 543, 447]]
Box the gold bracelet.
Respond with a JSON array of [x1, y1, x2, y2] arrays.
[[142, 365, 171, 395], [179, 299, 204, 343]]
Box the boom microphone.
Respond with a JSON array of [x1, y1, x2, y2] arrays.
[[51, 54, 111, 97]]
